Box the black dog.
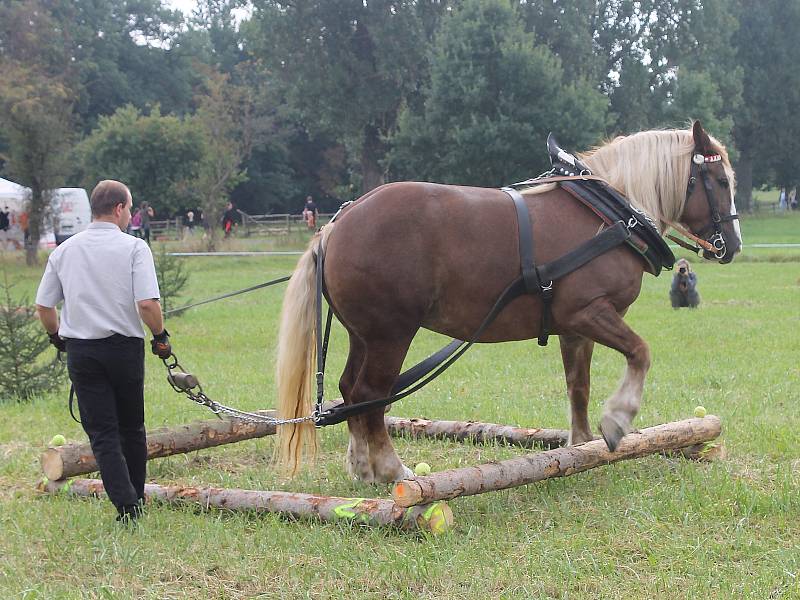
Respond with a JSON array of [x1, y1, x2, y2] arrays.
[[670, 258, 700, 308]]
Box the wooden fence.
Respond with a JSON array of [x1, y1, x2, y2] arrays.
[[150, 211, 333, 241]]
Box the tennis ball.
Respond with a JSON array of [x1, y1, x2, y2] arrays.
[[694, 405, 707, 418], [414, 462, 432, 477], [424, 502, 452, 535], [49, 434, 66, 446]]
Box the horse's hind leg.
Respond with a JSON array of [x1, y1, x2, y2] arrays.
[[558, 334, 595, 445], [339, 334, 369, 480], [343, 335, 416, 483], [566, 298, 650, 451]]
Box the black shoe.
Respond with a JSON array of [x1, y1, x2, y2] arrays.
[[116, 503, 143, 525]]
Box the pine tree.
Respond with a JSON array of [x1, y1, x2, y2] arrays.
[[153, 244, 190, 317], [0, 270, 66, 402]]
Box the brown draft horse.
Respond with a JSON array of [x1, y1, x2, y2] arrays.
[[275, 121, 741, 481]]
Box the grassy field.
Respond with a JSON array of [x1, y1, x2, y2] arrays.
[[1, 213, 799, 599]]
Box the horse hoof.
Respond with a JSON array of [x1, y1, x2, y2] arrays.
[[599, 415, 626, 452], [398, 465, 414, 481]]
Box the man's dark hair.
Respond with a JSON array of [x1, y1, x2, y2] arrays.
[[90, 180, 130, 217]]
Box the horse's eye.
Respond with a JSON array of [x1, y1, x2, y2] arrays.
[[719, 178, 729, 188]]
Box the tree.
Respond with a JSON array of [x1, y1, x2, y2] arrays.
[[153, 244, 190, 317], [247, 0, 447, 193], [44, 0, 193, 129], [190, 66, 267, 249], [0, 64, 74, 265], [0, 0, 77, 265], [388, 0, 608, 187], [0, 271, 66, 402], [76, 105, 204, 217], [732, 0, 800, 210]]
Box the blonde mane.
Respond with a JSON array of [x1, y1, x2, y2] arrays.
[[576, 126, 735, 231]]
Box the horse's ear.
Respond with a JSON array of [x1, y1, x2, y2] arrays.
[[692, 120, 711, 152]]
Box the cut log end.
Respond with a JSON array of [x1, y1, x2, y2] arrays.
[[393, 479, 425, 507], [40, 448, 66, 481]]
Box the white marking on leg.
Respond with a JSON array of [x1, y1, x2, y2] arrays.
[[346, 434, 372, 481], [603, 363, 646, 430]]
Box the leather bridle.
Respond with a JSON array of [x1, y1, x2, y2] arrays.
[[675, 151, 739, 259]]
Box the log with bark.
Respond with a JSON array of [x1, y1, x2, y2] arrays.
[[392, 415, 722, 507], [385, 416, 567, 449], [40, 409, 283, 481], [39, 478, 453, 534], [41, 405, 569, 481]]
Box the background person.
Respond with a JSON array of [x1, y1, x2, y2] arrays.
[[303, 195, 318, 230], [35, 180, 173, 524], [129, 206, 142, 237], [222, 201, 238, 238], [139, 201, 154, 244], [184, 209, 195, 238]]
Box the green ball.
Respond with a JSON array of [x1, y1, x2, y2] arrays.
[[414, 462, 432, 476], [694, 406, 707, 418], [49, 434, 66, 447]]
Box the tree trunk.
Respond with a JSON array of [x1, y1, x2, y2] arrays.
[[360, 124, 385, 194], [40, 478, 454, 534], [25, 185, 45, 266], [392, 415, 722, 507], [736, 150, 754, 213]]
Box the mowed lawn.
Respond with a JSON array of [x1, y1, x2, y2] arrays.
[[1, 214, 798, 599]]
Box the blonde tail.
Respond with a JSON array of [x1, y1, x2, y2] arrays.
[[274, 227, 333, 474]]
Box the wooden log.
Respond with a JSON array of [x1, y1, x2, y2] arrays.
[[392, 415, 722, 507], [40, 409, 283, 481], [39, 478, 453, 534], [386, 416, 567, 449]]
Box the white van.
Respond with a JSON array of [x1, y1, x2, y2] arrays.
[[0, 178, 91, 248], [51, 188, 91, 245]]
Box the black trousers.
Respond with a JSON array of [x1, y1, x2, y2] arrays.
[[66, 335, 146, 511]]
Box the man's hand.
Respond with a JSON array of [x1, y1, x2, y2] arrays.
[[151, 329, 172, 359], [48, 332, 66, 353]]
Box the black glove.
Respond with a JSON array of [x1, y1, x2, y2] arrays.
[[151, 329, 172, 359], [48, 332, 66, 352]]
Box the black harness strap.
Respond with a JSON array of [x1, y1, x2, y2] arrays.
[[503, 187, 541, 294], [502, 187, 554, 346], [314, 242, 332, 413], [68, 383, 81, 424]]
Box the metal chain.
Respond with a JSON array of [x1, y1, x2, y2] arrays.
[[161, 353, 316, 425]]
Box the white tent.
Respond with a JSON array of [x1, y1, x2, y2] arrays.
[[0, 176, 28, 198]]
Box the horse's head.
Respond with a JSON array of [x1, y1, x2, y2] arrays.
[[678, 121, 742, 264]]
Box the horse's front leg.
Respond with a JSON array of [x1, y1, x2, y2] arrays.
[[558, 334, 595, 445], [565, 298, 650, 451]]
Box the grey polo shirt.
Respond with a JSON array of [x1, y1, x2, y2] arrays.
[[35, 222, 160, 339]]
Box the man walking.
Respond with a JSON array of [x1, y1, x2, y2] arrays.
[[35, 180, 173, 524]]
